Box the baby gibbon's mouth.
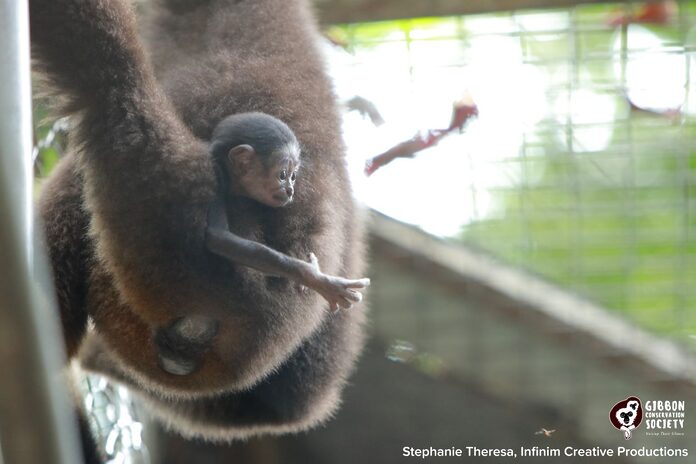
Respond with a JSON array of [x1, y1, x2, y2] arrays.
[[272, 194, 292, 207]]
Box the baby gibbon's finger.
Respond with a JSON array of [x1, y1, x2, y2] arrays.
[[345, 278, 370, 288], [343, 289, 362, 303]]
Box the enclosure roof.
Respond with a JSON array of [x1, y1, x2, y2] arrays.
[[369, 210, 696, 392]]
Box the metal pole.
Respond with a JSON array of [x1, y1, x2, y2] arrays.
[[0, 1, 84, 463]]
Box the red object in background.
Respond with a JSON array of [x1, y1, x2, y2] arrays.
[[365, 97, 478, 177], [608, 1, 673, 26], [448, 98, 479, 132]]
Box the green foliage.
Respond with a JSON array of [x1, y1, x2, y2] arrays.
[[33, 95, 67, 179]]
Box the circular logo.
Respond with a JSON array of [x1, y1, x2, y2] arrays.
[[609, 396, 643, 440]]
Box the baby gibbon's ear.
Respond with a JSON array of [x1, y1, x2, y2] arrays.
[[228, 144, 256, 176]]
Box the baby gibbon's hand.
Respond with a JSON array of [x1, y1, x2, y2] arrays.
[[305, 253, 370, 312]]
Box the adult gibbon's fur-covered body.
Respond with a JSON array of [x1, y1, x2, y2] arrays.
[[32, 0, 367, 439]]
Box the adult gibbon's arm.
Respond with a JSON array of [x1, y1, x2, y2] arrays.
[[30, 0, 216, 318], [29, 0, 191, 149]]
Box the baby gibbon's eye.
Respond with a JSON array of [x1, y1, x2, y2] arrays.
[[279, 170, 287, 180], [290, 171, 297, 182]]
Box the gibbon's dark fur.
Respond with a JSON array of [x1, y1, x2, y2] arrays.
[[32, 0, 367, 439]]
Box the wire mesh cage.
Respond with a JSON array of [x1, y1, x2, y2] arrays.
[[78, 373, 150, 464], [328, 0, 696, 347]]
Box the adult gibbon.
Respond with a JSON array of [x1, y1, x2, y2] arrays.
[[32, 0, 367, 441]]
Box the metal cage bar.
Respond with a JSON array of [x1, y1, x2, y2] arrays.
[[0, 1, 83, 463]]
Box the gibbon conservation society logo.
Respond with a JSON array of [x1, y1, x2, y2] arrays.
[[610, 396, 687, 440], [610, 396, 643, 440]]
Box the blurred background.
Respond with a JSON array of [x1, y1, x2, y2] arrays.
[[25, 0, 696, 462]]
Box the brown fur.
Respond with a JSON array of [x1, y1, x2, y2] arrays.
[[33, 0, 367, 439]]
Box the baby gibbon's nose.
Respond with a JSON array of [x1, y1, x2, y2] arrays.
[[286, 186, 294, 198]]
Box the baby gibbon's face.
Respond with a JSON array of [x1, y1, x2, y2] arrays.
[[235, 152, 300, 208]]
